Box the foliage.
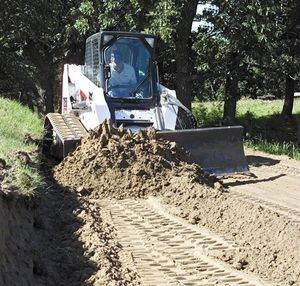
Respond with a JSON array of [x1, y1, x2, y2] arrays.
[[0, 98, 42, 156], [192, 100, 223, 127], [0, 0, 87, 112], [192, 0, 300, 121], [15, 166, 44, 196], [0, 0, 198, 111], [1, 0, 300, 119], [245, 138, 300, 161]]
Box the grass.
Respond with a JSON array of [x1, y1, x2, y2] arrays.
[[192, 98, 300, 160], [0, 97, 44, 195], [245, 138, 300, 161]]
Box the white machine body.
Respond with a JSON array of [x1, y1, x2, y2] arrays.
[[62, 64, 178, 132]]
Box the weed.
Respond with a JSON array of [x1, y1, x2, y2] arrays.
[[15, 166, 44, 196], [193, 101, 223, 127]]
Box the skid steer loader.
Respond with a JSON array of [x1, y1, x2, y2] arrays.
[[44, 30, 248, 175]]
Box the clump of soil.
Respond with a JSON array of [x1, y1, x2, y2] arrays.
[[54, 120, 212, 199]]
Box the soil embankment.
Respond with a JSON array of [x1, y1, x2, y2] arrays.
[[0, 192, 37, 286]]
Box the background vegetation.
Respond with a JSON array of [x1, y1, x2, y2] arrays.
[[193, 98, 300, 159]]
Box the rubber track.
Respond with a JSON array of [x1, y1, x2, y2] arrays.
[[97, 198, 277, 286], [46, 113, 88, 141]]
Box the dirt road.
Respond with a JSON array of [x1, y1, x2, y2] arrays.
[[222, 148, 300, 224], [98, 197, 275, 286], [97, 148, 300, 286], [50, 123, 299, 285]]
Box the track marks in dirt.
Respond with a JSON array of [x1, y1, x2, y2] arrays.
[[97, 198, 274, 286], [230, 191, 300, 226], [222, 161, 300, 226]]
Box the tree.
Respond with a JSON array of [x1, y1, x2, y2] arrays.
[[138, 0, 199, 109], [0, 0, 88, 112], [174, 0, 199, 110], [279, 0, 300, 119], [193, 0, 300, 124]]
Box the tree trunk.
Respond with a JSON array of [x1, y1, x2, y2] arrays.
[[26, 92, 34, 111], [19, 91, 34, 111], [23, 42, 56, 113], [43, 75, 55, 113], [223, 75, 239, 125], [281, 74, 294, 119], [223, 53, 240, 125], [175, 40, 192, 110], [175, 0, 199, 110]]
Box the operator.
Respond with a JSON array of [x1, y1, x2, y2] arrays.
[[109, 51, 137, 88]]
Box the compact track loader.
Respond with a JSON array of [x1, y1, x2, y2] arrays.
[[44, 30, 248, 175]]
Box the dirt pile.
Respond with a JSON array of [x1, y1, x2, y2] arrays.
[[54, 120, 212, 199]]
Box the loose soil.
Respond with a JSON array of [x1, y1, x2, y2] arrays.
[[1, 120, 299, 285], [54, 120, 211, 199]]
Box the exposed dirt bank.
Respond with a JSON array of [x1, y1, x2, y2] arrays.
[[0, 158, 39, 286], [0, 192, 37, 286]]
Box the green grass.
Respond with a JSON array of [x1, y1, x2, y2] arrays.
[[236, 98, 300, 117], [0, 97, 44, 195], [192, 98, 300, 160], [245, 138, 300, 160]]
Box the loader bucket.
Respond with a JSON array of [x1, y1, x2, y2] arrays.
[[157, 126, 248, 176]]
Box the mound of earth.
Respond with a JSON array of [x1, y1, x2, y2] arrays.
[[54, 120, 214, 199]]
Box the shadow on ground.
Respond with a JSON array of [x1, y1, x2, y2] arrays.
[[34, 162, 97, 286], [246, 155, 280, 167]]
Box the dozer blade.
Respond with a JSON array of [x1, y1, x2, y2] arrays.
[[157, 126, 249, 176]]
